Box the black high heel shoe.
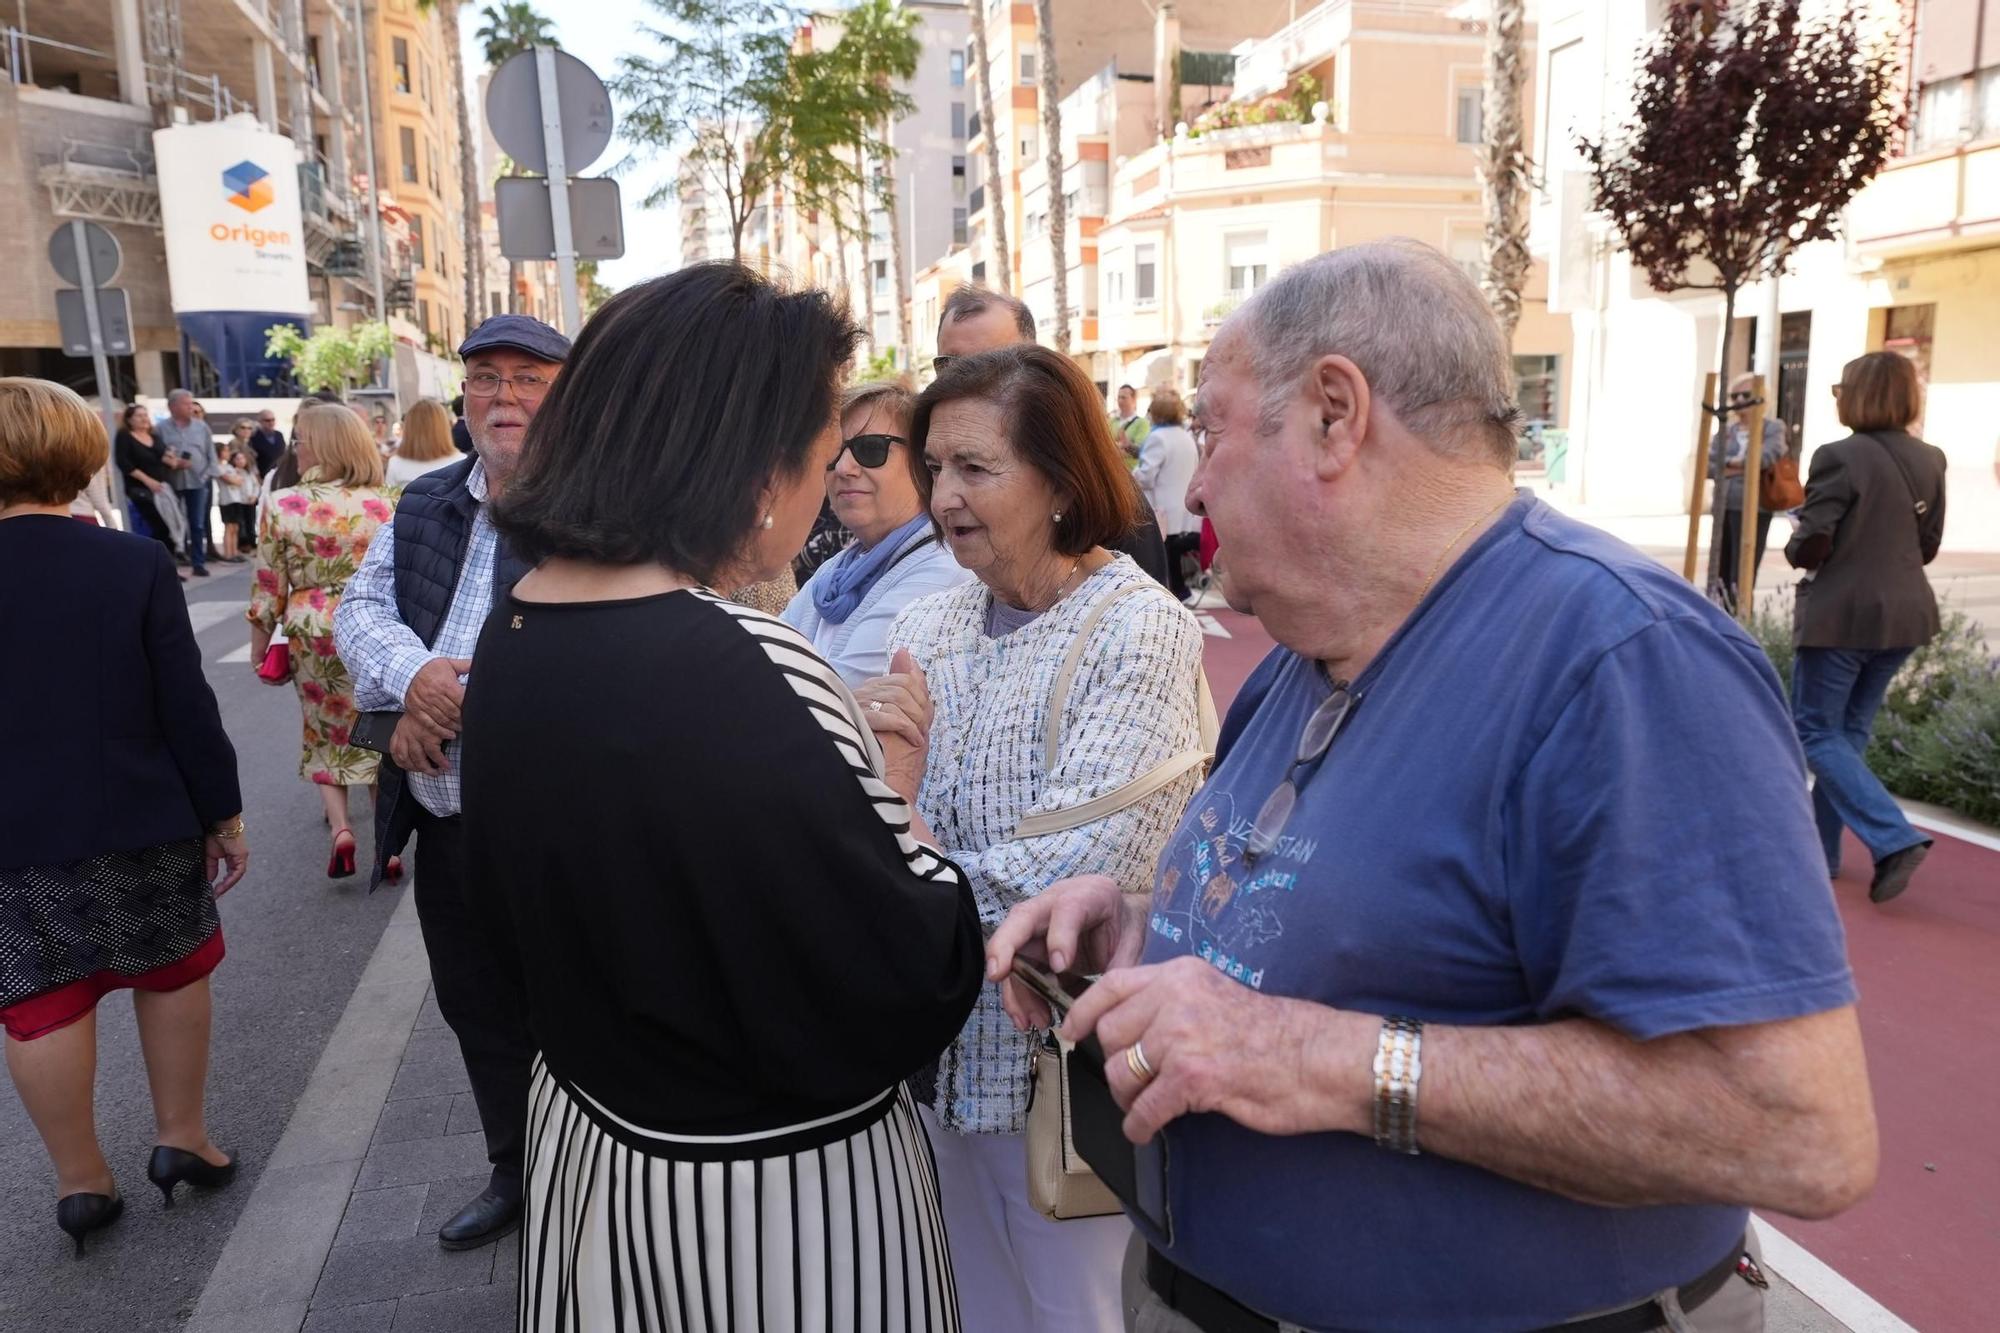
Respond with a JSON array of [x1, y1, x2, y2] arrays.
[[56, 1192, 123, 1257], [147, 1146, 237, 1208]]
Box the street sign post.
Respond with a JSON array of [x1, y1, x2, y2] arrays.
[[49, 220, 124, 438], [485, 46, 618, 336], [57, 289, 135, 356], [495, 176, 624, 261]]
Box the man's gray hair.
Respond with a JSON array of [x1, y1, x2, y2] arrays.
[[166, 388, 193, 403], [1236, 239, 1522, 466]]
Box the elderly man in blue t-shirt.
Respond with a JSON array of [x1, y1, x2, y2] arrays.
[[988, 239, 1876, 1333]]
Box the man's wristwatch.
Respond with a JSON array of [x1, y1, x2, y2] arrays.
[[1371, 1016, 1424, 1155]]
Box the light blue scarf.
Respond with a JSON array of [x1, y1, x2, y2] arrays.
[[811, 513, 933, 625]]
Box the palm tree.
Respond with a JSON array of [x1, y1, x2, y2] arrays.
[[1479, 0, 1531, 342], [836, 0, 920, 367], [475, 2, 558, 312], [417, 0, 483, 337], [477, 1, 556, 68], [966, 0, 1011, 294], [1033, 0, 1065, 352]]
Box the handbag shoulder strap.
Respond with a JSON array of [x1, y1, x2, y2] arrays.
[[1040, 581, 1155, 770], [1864, 431, 1932, 519], [1011, 580, 1217, 841]]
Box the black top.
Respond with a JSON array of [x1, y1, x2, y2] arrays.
[[249, 427, 288, 476], [0, 516, 241, 869], [114, 428, 173, 500], [460, 589, 983, 1133], [1120, 488, 1171, 585], [451, 416, 475, 454]]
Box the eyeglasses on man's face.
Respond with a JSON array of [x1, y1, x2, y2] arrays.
[[830, 433, 906, 470], [464, 370, 553, 400]]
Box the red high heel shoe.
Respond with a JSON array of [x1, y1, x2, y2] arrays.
[[328, 828, 357, 879], [383, 855, 404, 884]]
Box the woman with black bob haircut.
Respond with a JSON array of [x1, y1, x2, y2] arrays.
[[471, 263, 985, 1331]]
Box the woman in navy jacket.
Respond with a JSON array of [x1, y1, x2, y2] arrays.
[[0, 378, 250, 1256]]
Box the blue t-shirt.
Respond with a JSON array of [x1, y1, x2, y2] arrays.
[[1136, 495, 1855, 1332]]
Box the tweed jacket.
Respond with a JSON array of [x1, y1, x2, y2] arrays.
[[890, 556, 1206, 1134]]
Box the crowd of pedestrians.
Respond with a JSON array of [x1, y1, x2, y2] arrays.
[[0, 234, 1960, 1332]]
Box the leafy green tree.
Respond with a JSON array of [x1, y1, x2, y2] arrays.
[[576, 259, 615, 317], [265, 322, 397, 394], [614, 0, 796, 266]]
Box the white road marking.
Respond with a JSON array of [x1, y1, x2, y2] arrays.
[[217, 644, 252, 664], [1197, 613, 1231, 639]]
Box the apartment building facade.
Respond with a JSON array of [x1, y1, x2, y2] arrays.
[[0, 0, 474, 402], [368, 0, 467, 356], [1531, 0, 1999, 549]]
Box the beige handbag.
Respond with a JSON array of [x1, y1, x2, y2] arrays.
[[1019, 581, 1217, 1219], [1027, 1034, 1124, 1218]]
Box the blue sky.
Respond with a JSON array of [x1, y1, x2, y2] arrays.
[[460, 0, 681, 291]]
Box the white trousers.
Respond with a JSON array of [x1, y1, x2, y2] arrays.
[[919, 1104, 1131, 1333]]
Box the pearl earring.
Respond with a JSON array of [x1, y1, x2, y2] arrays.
[[1052, 510, 1063, 523], [761, 513, 774, 530]]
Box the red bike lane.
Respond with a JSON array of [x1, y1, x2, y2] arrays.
[[1196, 607, 1996, 1331]]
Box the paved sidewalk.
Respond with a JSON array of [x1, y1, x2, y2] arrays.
[[185, 892, 519, 1333]]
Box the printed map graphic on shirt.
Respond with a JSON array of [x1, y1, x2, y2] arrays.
[[1152, 787, 1313, 988]]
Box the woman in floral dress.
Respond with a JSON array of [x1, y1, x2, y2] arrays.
[[246, 404, 401, 878]]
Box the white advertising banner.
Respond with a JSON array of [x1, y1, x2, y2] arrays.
[[152, 116, 313, 317]]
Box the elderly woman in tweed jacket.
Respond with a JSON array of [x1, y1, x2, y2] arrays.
[[858, 345, 1206, 1333]]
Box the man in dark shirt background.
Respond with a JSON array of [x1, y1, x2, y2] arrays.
[[248, 409, 286, 475], [450, 394, 474, 454]]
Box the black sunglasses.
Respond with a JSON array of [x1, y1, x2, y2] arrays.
[[830, 432, 905, 470], [1245, 684, 1356, 865]]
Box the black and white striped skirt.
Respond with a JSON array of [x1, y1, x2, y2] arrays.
[[521, 1055, 962, 1333]]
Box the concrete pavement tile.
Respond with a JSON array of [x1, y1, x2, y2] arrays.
[[335, 1185, 426, 1248], [267, 1053, 407, 1169], [187, 1159, 361, 1313], [355, 1133, 490, 1190], [390, 1281, 515, 1331], [414, 992, 449, 1032], [396, 1030, 471, 1079], [312, 1234, 496, 1307], [364, 921, 435, 986], [444, 1092, 484, 1138], [491, 1232, 520, 1291], [183, 1301, 309, 1333], [419, 1175, 501, 1235], [301, 1301, 398, 1332], [387, 1053, 472, 1100], [374, 1096, 454, 1145]]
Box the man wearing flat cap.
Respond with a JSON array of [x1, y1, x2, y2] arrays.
[[335, 314, 570, 1250]]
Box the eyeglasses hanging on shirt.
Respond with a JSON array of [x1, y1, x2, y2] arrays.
[[1244, 682, 1358, 865]]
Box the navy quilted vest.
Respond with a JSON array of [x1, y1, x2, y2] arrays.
[[370, 456, 528, 884]]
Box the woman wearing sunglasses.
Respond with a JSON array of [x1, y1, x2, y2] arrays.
[[782, 378, 972, 686]]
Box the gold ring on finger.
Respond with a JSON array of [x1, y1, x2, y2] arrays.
[[1126, 1041, 1157, 1083]]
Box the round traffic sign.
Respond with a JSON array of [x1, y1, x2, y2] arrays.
[[485, 47, 615, 176], [49, 220, 123, 286]]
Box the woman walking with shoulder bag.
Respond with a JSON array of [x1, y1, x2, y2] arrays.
[[1784, 351, 1948, 905]]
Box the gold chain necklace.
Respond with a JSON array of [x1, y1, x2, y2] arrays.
[[1035, 558, 1086, 612], [1415, 495, 1512, 606]]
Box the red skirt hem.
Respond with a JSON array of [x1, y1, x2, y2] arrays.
[[1, 929, 226, 1042]]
